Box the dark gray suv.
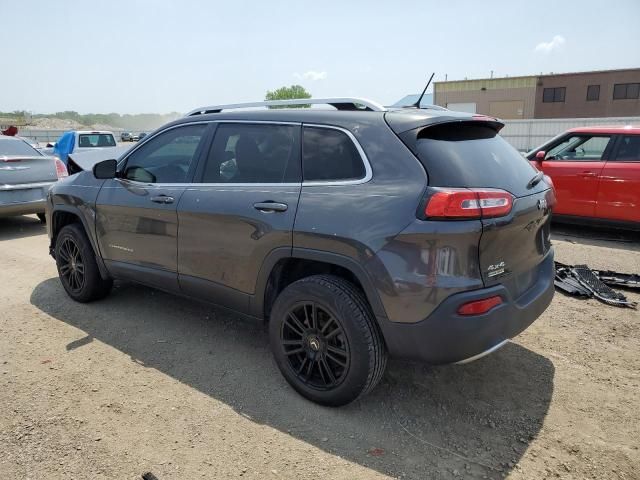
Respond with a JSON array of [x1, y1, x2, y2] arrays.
[[46, 98, 555, 406]]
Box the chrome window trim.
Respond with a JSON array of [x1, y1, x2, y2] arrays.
[[301, 123, 373, 186], [116, 120, 373, 187]]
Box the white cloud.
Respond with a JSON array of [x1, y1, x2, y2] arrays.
[[534, 35, 566, 53], [293, 70, 328, 81]]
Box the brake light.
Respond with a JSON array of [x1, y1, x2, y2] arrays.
[[55, 158, 68, 178], [424, 188, 513, 219], [457, 295, 503, 316]]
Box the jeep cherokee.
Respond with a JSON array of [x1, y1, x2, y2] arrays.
[[46, 98, 555, 406]]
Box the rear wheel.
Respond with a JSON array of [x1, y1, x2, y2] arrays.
[[55, 224, 113, 302], [269, 275, 387, 406]]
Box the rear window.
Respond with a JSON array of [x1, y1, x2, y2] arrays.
[[78, 133, 116, 148], [409, 123, 538, 196], [0, 137, 41, 156]]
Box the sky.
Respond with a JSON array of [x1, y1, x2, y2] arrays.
[[1, 0, 639, 115]]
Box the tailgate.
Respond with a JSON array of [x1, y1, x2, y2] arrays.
[[0, 156, 57, 186], [479, 189, 554, 296]]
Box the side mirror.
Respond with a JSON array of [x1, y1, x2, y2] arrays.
[[93, 159, 117, 179], [535, 151, 546, 161]]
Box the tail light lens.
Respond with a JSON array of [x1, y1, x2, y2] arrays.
[[457, 295, 503, 316], [55, 158, 68, 179], [424, 188, 513, 219]]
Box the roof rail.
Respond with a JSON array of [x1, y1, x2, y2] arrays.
[[186, 97, 386, 116]]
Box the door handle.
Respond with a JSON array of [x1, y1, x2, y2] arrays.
[[150, 195, 175, 204], [253, 201, 288, 212], [577, 171, 597, 178]]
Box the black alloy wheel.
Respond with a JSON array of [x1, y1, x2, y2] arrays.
[[281, 302, 350, 390], [58, 236, 86, 295], [269, 275, 387, 406], [55, 223, 113, 302]]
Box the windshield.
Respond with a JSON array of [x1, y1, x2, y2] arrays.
[[0, 137, 42, 156], [78, 133, 116, 148]]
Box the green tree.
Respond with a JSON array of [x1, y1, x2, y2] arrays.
[[265, 85, 311, 108]]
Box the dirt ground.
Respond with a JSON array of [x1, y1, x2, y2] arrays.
[[0, 216, 638, 480]]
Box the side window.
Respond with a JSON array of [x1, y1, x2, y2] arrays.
[[545, 135, 611, 161], [302, 127, 365, 182], [201, 123, 300, 183], [123, 124, 206, 183], [614, 136, 640, 161]]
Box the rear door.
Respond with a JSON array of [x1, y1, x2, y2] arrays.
[[177, 121, 302, 313], [531, 134, 613, 217], [405, 121, 553, 296], [95, 123, 209, 291], [596, 134, 640, 223]]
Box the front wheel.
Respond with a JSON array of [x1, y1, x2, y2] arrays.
[[55, 223, 113, 302], [269, 275, 387, 406]]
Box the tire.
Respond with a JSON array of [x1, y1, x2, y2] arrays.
[[36, 213, 46, 223], [269, 275, 387, 406], [55, 223, 113, 302]]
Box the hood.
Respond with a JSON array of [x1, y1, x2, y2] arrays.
[[67, 145, 131, 174]]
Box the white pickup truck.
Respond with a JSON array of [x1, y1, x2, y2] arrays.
[[45, 130, 118, 164]]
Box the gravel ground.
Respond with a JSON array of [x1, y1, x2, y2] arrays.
[[0, 216, 638, 480]]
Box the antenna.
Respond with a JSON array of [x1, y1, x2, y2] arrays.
[[412, 72, 435, 108]]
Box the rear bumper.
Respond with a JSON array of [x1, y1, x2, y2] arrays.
[[0, 199, 46, 217], [377, 248, 555, 364]]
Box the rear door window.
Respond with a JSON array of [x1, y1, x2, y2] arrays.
[[302, 126, 366, 182], [406, 122, 538, 197], [613, 135, 640, 161], [200, 123, 300, 183]]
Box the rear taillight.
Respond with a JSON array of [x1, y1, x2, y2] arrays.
[[55, 158, 68, 178], [424, 188, 513, 219], [457, 295, 503, 316]]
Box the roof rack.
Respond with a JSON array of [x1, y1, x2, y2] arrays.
[[186, 97, 386, 116]]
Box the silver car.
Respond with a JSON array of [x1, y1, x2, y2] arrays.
[[0, 136, 67, 221]]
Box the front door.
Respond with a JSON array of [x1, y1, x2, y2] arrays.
[[532, 134, 613, 218], [177, 122, 302, 313], [95, 123, 209, 291]]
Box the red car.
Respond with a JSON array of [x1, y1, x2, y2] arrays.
[[527, 126, 640, 229]]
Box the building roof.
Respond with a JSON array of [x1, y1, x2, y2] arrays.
[[434, 67, 640, 85]]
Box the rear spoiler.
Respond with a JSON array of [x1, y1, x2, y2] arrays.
[[385, 110, 504, 135]]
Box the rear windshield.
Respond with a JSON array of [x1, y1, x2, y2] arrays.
[[78, 133, 116, 148], [0, 137, 41, 156], [411, 123, 538, 196]]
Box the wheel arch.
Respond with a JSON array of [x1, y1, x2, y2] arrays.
[[51, 206, 110, 280], [251, 247, 387, 322]]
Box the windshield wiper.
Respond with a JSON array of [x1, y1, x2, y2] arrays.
[[527, 171, 544, 189]]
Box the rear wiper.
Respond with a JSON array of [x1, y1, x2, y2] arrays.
[[527, 171, 544, 189]]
